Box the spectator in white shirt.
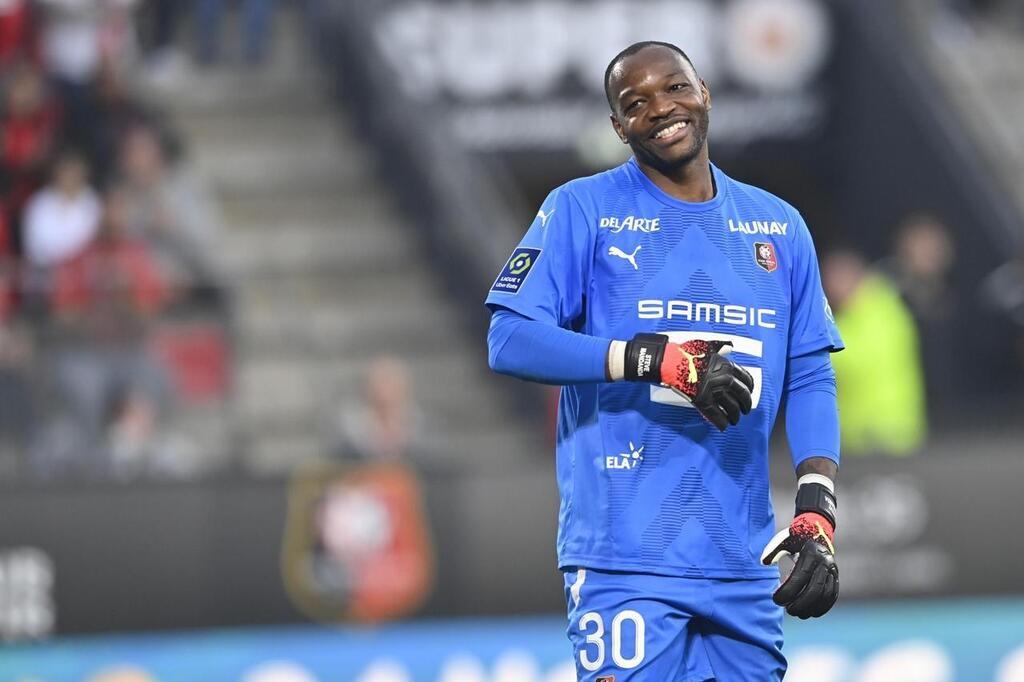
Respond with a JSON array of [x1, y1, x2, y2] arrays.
[[23, 150, 101, 268], [36, 0, 140, 85]]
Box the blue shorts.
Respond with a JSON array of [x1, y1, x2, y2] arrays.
[[563, 568, 786, 682]]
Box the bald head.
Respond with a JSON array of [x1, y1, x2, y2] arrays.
[[604, 41, 696, 112]]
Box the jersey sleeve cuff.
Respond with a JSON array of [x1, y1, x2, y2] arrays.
[[789, 336, 845, 359], [792, 449, 840, 468]]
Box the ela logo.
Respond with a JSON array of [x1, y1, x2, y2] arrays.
[[606, 442, 644, 470], [490, 248, 542, 295]]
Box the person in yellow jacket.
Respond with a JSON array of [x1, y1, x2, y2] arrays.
[[822, 250, 926, 455]]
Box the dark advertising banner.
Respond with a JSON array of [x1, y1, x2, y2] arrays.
[[0, 453, 1020, 638], [348, 0, 842, 238], [371, 0, 834, 155]]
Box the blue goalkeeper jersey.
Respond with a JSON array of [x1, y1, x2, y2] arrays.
[[485, 158, 843, 579]]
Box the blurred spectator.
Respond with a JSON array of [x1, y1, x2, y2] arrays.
[[117, 122, 223, 293], [196, 0, 275, 66], [982, 254, 1024, 385], [331, 357, 429, 462], [823, 249, 927, 456], [136, 0, 186, 88], [291, 356, 437, 623], [48, 185, 172, 446], [0, 0, 39, 68], [1, 62, 62, 229], [36, 0, 140, 161], [88, 58, 160, 185], [22, 149, 100, 268], [0, 321, 36, 479], [983, 256, 1024, 327], [137, 0, 177, 58], [885, 214, 961, 421], [36, 0, 139, 87], [102, 385, 198, 478]]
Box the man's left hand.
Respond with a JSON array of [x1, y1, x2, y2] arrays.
[[761, 505, 839, 618]]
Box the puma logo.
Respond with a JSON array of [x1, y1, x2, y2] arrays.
[[679, 347, 705, 384], [814, 522, 835, 555], [536, 208, 556, 227], [608, 245, 641, 270]]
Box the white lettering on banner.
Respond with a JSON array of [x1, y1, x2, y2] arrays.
[[374, 1, 720, 101], [374, 1, 829, 102]]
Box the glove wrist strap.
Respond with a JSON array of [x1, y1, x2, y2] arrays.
[[624, 334, 666, 383], [607, 340, 627, 381], [795, 481, 837, 529]]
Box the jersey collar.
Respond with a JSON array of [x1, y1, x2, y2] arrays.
[[626, 157, 728, 212]]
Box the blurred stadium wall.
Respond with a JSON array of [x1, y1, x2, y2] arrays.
[[0, 0, 1023, 680]]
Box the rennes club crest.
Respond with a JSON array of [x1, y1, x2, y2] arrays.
[[754, 242, 778, 273]]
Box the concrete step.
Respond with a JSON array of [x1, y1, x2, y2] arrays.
[[235, 266, 441, 308], [219, 194, 402, 234], [236, 299, 463, 357], [180, 112, 367, 194], [217, 189, 395, 233], [234, 350, 500, 425], [209, 175, 379, 210], [157, 404, 236, 476], [143, 69, 329, 117], [235, 350, 502, 423], [236, 391, 517, 449], [241, 423, 547, 478], [219, 220, 414, 276]]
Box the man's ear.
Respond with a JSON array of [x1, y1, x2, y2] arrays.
[[610, 114, 628, 144], [700, 79, 711, 111]]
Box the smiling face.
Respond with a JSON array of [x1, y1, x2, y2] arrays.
[[607, 45, 711, 173]]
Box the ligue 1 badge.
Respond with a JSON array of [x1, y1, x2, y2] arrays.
[[754, 241, 778, 273]]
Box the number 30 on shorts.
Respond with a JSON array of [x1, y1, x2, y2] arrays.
[[578, 610, 646, 671]]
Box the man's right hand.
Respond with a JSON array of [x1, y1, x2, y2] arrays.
[[623, 333, 754, 430]]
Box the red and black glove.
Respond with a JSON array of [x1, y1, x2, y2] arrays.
[[761, 479, 839, 619], [624, 333, 754, 430]]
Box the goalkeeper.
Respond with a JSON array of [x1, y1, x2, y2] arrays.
[[486, 41, 842, 681]]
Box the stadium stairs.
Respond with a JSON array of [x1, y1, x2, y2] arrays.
[[918, 13, 1024, 229], [144, 10, 548, 475]]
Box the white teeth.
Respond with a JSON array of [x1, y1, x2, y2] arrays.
[[655, 121, 688, 139]]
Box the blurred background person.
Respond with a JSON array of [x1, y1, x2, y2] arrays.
[[20, 149, 101, 314], [330, 356, 432, 464], [195, 0, 276, 66], [0, 316, 35, 479], [136, 0, 184, 85], [40, 185, 171, 474], [983, 251, 1024, 379], [117, 121, 223, 298], [884, 213, 961, 423], [824, 248, 927, 455], [22, 149, 98, 269], [35, 0, 140, 148], [0, 62, 61, 230]]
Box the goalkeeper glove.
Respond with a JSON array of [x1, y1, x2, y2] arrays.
[[622, 333, 754, 431], [761, 475, 839, 619]]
